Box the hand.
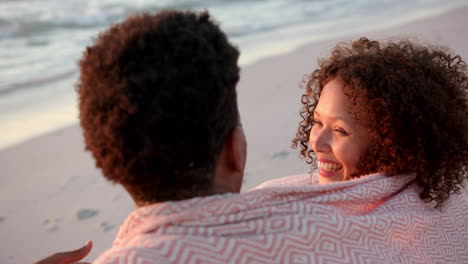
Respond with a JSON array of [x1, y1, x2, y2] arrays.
[[34, 240, 93, 264]]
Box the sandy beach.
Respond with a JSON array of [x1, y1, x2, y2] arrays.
[[1, 5, 468, 263]]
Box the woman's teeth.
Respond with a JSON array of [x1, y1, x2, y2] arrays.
[[317, 161, 342, 172]]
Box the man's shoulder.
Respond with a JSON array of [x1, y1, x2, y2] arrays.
[[94, 246, 172, 264], [250, 173, 315, 190]]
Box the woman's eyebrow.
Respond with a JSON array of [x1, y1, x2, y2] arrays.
[[314, 110, 352, 123]]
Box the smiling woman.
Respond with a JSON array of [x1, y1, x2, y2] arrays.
[[293, 37, 468, 207], [309, 78, 371, 184]]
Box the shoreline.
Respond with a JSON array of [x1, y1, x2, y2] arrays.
[[1, 5, 468, 263], [236, 1, 468, 66], [2, 2, 468, 151]]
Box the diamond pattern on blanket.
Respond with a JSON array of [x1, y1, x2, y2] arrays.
[[94, 174, 468, 264]]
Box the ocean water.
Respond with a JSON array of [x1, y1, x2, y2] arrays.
[[1, 0, 467, 150]]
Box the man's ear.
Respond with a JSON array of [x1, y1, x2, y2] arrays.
[[213, 124, 247, 193], [228, 124, 247, 173]]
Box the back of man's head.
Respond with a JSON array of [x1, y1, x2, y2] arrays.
[[77, 10, 240, 203]]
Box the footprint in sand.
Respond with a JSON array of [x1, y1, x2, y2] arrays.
[[60, 175, 79, 190], [271, 150, 289, 160], [43, 217, 61, 232], [99, 221, 115, 232], [77, 209, 99, 220]]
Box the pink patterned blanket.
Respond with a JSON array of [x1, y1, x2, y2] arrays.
[[94, 174, 468, 263]]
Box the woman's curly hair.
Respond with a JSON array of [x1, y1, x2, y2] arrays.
[[292, 37, 468, 207], [77, 11, 240, 203]]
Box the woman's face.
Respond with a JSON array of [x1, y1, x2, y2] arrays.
[[309, 79, 371, 184]]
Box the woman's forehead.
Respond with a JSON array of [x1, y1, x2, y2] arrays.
[[316, 79, 354, 119]]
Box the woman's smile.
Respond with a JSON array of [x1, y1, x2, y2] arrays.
[[317, 158, 343, 177]]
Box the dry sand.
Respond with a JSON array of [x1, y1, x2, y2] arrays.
[[1, 5, 468, 263]]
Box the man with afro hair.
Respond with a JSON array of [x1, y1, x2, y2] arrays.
[[35, 10, 247, 264], [78, 10, 246, 205]]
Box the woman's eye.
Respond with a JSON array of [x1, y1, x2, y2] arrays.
[[334, 128, 349, 136]]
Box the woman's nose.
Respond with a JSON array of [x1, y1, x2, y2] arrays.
[[310, 128, 331, 153]]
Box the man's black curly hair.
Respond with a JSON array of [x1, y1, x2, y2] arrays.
[[77, 10, 240, 203], [293, 37, 468, 208]]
